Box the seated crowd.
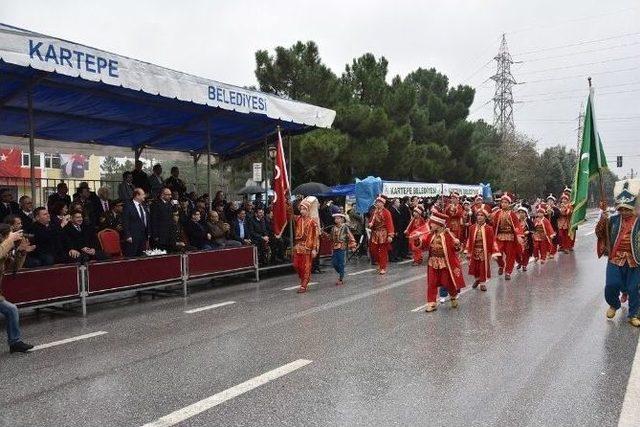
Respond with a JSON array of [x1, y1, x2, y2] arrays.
[[0, 162, 289, 268]]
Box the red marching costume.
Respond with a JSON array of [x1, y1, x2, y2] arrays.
[[369, 195, 394, 274], [411, 210, 466, 312], [532, 208, 556, 263], [405, 206, 426, 265], [445, 192, 465, 241], [492, 194, 523, 280], [292, 197, 319, 293], [466, 206, 499, 291], [557, 192, 574, 252]]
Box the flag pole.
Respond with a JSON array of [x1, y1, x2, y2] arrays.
[[589, 77, 606, 205]]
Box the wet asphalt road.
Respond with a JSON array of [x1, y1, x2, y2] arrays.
[[1, 215, 638, 427]]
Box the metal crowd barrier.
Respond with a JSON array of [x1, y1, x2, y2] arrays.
[[3, 246, 258, 316]]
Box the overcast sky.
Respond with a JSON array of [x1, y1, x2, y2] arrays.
[[3, 0, 639, 175]]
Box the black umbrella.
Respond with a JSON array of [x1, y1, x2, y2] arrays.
[[292, 182, 330, 196], [237, 185, 265, 195]]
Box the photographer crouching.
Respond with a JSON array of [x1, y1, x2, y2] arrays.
[[0, 223, 35, 353]]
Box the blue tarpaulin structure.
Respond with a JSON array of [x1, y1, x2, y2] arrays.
[[355, 177, 383, 214], [319, 183, 356, 197]]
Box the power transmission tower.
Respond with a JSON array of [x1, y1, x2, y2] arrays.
[[491, 34, 517, 140]]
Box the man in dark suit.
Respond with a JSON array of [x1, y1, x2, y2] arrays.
[[18, 195, 35, 233], [249, 207, 271, 264], [164, 166, 187, 196], [0, 189, 20, 221], [150, 187, 179, 251], [31, 207, 62, 266], [47, 182, 71, 212], [92, 187, 112, 224], [62, 210, 108, 262], [230, 209, 253, 246], [121, 188, 149, 257]]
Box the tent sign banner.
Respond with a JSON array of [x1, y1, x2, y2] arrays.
[[382, 182, 481, 197], [0, 24, 335, 127], [252, 163, 263, 182]]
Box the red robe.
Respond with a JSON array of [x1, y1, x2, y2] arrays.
[[292, 215, 319, 289], [369, 207, 394, 270], [557, 203, 574, 250], [491, 209, 524, 275], [446, 204, 465, 240], [405, 216, 426, 263], [411, 226, 466, 290], [466, 223, 499, 282]]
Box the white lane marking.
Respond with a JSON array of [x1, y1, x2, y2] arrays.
[[281, 282, 318, 291], [398, 259, 414, 265], [140, 359, 313, 427], [619, 334, 640, 426], [184, 301, 236, 314], [348, 268, 377, 276], [31, 331, 108, 351], [583, 230, 595, 236]]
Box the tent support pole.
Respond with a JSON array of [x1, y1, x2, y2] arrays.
[[207, 117, 212, 199], [27, 89, 36, 203], [193, 153, 201, 194]]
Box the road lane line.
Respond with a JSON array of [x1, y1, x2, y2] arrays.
[[398, 259, 413, 264], [140, 359, 313, 427], [582, 230, 595, 236], [31, 331, 108, 351], [619, 336, 640, 426], [184, 301, 236, 314], [281, 282, 318, 291], [348, 268, 376, 276]]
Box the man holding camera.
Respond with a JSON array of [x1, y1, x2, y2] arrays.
[[0, 224, 35, 353]]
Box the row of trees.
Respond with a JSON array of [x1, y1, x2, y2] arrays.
[[254, 41, 614, 200]]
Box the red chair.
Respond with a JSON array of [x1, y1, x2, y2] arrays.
[[98, 229, 123, 257]]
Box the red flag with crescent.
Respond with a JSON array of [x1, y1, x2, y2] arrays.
[[272, 130, 290, 237]]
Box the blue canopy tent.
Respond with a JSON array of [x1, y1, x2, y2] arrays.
[[0, 23, 336, 200], [319, 183, 356, 197]]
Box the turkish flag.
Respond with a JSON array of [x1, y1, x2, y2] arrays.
[[0, 148, 23, 177], [272, 130, 290, 237]]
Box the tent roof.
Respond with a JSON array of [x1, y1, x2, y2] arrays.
[[0, 23, 335, 159]]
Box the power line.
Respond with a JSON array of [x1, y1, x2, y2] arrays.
[[513, 31, 640, 56], [513, 40, 640, 63], [518, 53, 640, 76], [514, 81, 640, 98], [521, 65, 640, 84], [520, 87, 640, 103]]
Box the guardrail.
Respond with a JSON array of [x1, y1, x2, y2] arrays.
[[3, 246, 258, 316]]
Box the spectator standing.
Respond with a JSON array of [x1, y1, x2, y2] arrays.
[[132, 160, 151, 194], [121, 188, 149, 257], [164, 166, 187, 196], [47, 182, 71, 212], [250, 207, 271, 264], [93, 187, 111, 223], [149, 164, 164, 199], [150, 188, 179, 251], [118, 171, 134, 201]]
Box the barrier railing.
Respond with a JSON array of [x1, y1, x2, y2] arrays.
[[4, 246, 258, 316]]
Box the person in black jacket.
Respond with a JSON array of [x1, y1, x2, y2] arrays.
[[250, 207, 271, 264], [229, 209, 254, 246], [150, 187, 179, 251], [47, 182, 71, 212], [131, 160, 151, 194], [18, 195, 35, 233], [62, 211, 108, 262], [184, 210, 214, 250], [30, 207, 62, 265], [0, 189, 20, 221], [121, 188, 149, 257]]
